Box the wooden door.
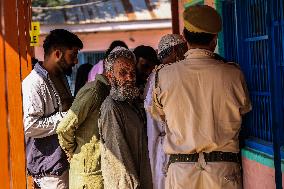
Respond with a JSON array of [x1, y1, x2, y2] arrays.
[[0, 0, 32, 188]]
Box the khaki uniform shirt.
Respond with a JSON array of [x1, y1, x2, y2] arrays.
[[151, 49, 252, 154]]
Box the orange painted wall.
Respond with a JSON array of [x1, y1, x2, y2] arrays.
[[35, 28, 172, 60], [242, 156, 284, 189], [0, 0, 32, 188], [242, 157, 277, 189]]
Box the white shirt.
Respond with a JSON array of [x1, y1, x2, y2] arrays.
[[22, 63, 68, 138], [144, 72, 168, 189]]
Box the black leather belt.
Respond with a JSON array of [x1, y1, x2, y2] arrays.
[[169, 151, 240, 165]]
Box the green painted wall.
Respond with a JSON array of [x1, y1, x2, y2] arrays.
[[184, 0, 204, 9], [242, 147, 284, 172], [215, 0, 224, 56]]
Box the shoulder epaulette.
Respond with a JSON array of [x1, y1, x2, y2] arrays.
[[213, 53, 227, 63], [153, 64, 165, 73], [213, 53, 240, 69], [226, 61, 240, 69]]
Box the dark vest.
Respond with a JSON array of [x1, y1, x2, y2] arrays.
[[26, 134, 69, 178]]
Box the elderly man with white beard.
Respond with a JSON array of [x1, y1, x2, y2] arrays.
[[98, 47, 153, 189]]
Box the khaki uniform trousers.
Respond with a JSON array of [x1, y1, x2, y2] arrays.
[[165, 153, 242, 189]]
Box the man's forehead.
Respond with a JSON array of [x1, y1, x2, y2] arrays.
[[68, 47, 80, 52], [139, 57, 156, 65], [114, 57, 134, 65], [61, 46, 79, 52]]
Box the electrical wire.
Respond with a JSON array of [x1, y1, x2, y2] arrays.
[[32, 0, 114, 10]]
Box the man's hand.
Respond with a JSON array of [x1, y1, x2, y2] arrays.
[[67, 153, 73, 162]]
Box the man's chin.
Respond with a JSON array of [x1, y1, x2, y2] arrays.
[[122, 84, 135, 88], [110, 85, 139, 101]]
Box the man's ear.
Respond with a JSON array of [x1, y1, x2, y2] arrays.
[[170, 47, 178, 62], [54, 49, 63, 60], [209, 35, 218, 51], [137, 57, 146, 66]]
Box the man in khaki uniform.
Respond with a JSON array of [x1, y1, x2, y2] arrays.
[[150, 5, 252, 189]]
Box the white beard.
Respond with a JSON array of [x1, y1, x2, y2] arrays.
[[110, 84, 140, 101]]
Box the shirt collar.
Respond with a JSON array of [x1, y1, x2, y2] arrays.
[[185, 48, 215, 59], [34, 62, 49, 78], [96, 74, 110, 85]]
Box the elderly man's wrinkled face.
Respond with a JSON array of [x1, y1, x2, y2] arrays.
[[110, 57, 139, 101], [113, 57, 136, 87]]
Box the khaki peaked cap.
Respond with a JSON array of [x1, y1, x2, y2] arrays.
[[183, 5, 222, 34]]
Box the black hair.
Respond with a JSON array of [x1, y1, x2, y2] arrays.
[[183, 28, 216, 46], [31, 57, 39, 69], [43, 29, 83, 56], [105, 40, 128, 58], [133, 45, 160, 65], [74, 63, 93, 96]]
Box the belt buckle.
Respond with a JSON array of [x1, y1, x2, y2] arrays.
[[196, 153, 206, 170]]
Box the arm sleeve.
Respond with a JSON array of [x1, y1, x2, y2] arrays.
[[57, 85, 99, 157], [144, 74, 165, 174], [231, 71, 252, 115], [149, 72, 165, 122], [22, 81, 67, 138], [239, 72, 252, 115], [99, 102, 139, 189]]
